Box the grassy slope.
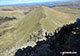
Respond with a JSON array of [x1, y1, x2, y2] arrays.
[[40, 6, 75, 31], [52, 7, 80, 21], [53, 7, 80, 14], [14, 6, 46, 42], [0, 6, 45, 50], [0, 6, 78, 50], [0, 7, 30, 50], [0, 7, 29, 19], [0, 6, 29, 34]]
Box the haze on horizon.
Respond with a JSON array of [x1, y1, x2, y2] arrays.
[[0, 0, 79, 5]]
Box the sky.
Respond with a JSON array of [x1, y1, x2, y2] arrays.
[[0, 0, 79, 5]]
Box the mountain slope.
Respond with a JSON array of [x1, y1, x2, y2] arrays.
[[0, 6, 76, 50], [40, 6, 74, 31], [52, 7, 80, 21], [14, 6, 46, 42], [14, 6, 74, 43]]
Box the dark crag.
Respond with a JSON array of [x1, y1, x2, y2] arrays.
[[15, 21, 80, 56]]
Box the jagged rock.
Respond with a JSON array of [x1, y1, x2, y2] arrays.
[[29, 28, 48, 42]]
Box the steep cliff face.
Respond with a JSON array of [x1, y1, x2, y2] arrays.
[[15, 21, 80, 56]]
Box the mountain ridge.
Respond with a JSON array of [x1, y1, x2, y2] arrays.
[[13, 6, 74, 43]]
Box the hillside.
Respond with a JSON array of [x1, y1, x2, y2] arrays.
[[13, 6, 75, 44], [0, 6, 77, 53], [53, 7, 80, 15], [52, 7, 80, 23], [0, 6, 35, 49]]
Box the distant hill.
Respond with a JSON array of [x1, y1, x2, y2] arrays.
[[53, 7, 80, 15], [51, 1, 80, 9]]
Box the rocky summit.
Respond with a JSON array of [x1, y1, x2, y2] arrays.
[[15, 21, 80, 56]]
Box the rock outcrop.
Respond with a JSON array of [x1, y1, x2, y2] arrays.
[[28, 28, 49, 42], [15, 21, 80, 56]]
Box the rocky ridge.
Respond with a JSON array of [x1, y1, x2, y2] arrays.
[[15, 21, 80, 56]]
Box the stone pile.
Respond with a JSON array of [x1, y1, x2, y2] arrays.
[[15, 22, 80, 56]]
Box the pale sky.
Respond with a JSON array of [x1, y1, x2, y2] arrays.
[[0, 0, 78, 5]]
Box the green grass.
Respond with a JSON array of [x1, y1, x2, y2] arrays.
[[0, 6, 30, 50], [52, 7, 80, 21]]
